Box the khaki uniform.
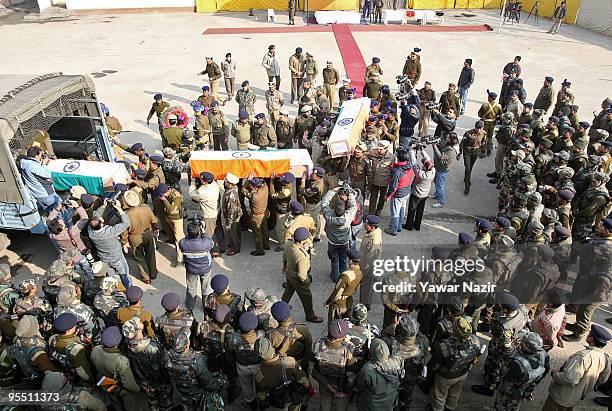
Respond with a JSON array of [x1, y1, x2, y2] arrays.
[[265, 89, 284, 127], [147, 101, 170, 136], [200, 62, 222, 98], [440, 91, 460, 115], [242, 183, 270, 253], [105, 116, 122, 138], [194, 113, 212, 146], [269, 320, 313, 374], [478, 101, 503, 156], [359, 227, 382, 307], [293, 115, 317, 150], [276, 118, 294, 149], [231, 121, 252, 150], [461, 128, 487, 189], [208, 110, 229, 151], [281, 242, 315, 320], [49, 333, 95, 383], [252, 122, 277, 148], [418, 87, 437, 137], [284, 214, 316, 246], [133, 167, 165, 213], [90, 346, 140, 410], [325, 266, 362, 321], [197, 94, 215, 109], [402, 58, 422, 85], [364, 64, 382, 81], [255, 355, 310, 411], [159, 189, 184, 263], [300, 177, 324, 241], [162, 126, 183, 149], [364, 79, 382, 100], [116, 305, 156, 338], [323, 67, 340, 108], [123, 205, 158, 282], [289, 54, 305, 103], [269, 183, 292, 247], [303, 59, 319, 83]]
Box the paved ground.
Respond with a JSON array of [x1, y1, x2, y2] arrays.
[[1, 6, 612, 410]]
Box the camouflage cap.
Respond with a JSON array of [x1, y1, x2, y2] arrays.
[[256, 336, 276, 360], [592, 171, 609, 183], [173, 327, 191, 353], [513, 192, 528, 206], [520, 332, 543, 354], [542, 208, 559, 221], [15, 315, 39, 338], [57, 284, 77, 307], [100, 277, 119, 293], [370, 338, 390, 362], [528, 220, 544, 235], [245, 287, 267, 305], [521, 175, 537, 186], [452, 317, 472, 339], [588, 154, 605, 166], [0, 264, 11, 283], [59, 249, 78, 264], [516, 162, 532, 175], [122, 316, 143, 339], [539, 138, 554, 149], [557, 167, 575, 180], [18, 279, 36, 295], [92, 261, 108, 278], [594, 129, 610, 141], [42, 372, 66, 392], [555, 151, 570, 161], [47, 260, 67, 277], [351, 303, 368, 323], [398, 315, 419, 338], [498, 234, 515, 249], [527, 192, 542, 205], [502, 112, 514, 121], [574, 137, 588, 150]]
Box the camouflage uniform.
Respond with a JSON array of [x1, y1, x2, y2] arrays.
[[244, 287, 279, 332], [92, 278, 128, 328], [55, 287, 101, 346]]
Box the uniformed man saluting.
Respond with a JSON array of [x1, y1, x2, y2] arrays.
[[242, 174, 270, 256], [281, 227, 323, 323]]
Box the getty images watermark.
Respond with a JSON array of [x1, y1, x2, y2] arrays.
[[371, 255, 495, 294]]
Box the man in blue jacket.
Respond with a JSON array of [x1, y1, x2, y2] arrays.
[[19, 146, 61, 212], [399, 87, 421, 148], [179, 221, 214, 311], [385, 147, 415, 236]]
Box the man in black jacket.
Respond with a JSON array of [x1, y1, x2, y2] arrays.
[[457, 59, 475, 115]]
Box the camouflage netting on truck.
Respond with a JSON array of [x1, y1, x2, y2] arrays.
[[0, 73, 96, 155]]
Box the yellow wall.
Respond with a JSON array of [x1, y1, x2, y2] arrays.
[[210, 0, 357, 11]]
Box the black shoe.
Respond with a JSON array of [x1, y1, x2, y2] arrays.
[[595, 397, 612, 407], [488, 178, 498, 184], [471, 385, 494, 397], [486, 172, 497, 178], [565, 322, 579, 332], [313, 238, 321, 242], [250, 251, 265, 256], [306, 316, 323, 323], [384, 228, 397, 236], [464, 187, 470, 195], [562, 332, 585, 342]]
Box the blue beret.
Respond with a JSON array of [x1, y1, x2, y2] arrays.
[[80, 194, 95, 207], [126, 286, 143, 303], [347, 248, 361, 262], [130, 143, 143, 151], [381, 85, 390, 93], [476, 218, 492, 231], [328, 319, 349, 339], [515, 78, 523, 85], [312, 167, 325, 177], [537, 245, 555, 259], [113, 183, 128, 193], [156, 183, 169, 199], [295, 47, 302, 54], [499, 293, 520, 311], [214, 304, 231, 323], [154, 93, 162, 100], [200, 172, 215, 183], [545, 76, 554, 82], [487, 90, 498, 99], [255, 113, 266, 120], [102, 326, 122, 347], [554, 225, 572, 238], [271, 301, 291, 322], [578, 121, 590, 129], [54, 313, 77, 332], [201, 86, 210, 91], [191, 101, 204, 112], [495, 217, 511, 229], [149, 155, 163, 164], [564, 127, 576, 134], [370, 99, 380, 107], [293, 227, 309, 242], [510, 90, 519, 96], [591, 324, 612, 343], [241, 80, 250, 87], [280, 172, 295, 184], [249, 178, 264, 187], [365, 214, 381, 226], [290, 200, 304, 214], [458, 232, 474, 245], [524, 102, 533, 108], [603, 218, 612, 231], [161, 292, 180, 311], [549, 116, 560, 124], [387, 107, 397, 114], [238, 110, 249, 120], [211, 274, 229, 293], [211, 101, 219, 107], [239, 312, 258, 332], [372, 57, 380, 63], [134, 168, 147, 178]]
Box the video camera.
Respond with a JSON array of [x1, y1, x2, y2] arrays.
[[395, 74, 412, 101], [424, 101, 441, 110], [410, 135, 441, 150]]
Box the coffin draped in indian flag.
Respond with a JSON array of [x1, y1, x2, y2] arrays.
[[48, 159, 130, 196], [327, 97, 371, 158], [189, 149, 314, 179]]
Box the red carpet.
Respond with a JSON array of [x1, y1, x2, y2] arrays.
[[331, 24, 366, 97], [204, 24, 492, 35]]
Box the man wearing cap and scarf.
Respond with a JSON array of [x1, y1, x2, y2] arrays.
[[91, 326, 141, 408], [220, 52, 236, 100], [88, 199, 132, 289], [322, 61, 340, 109], [42, 371, 106, 411], [282, 227, 323, 323], [222, 173, 243, 255], [146, 93, 170, 136], [457, 58, 475, 115], [242, 175, 270, 256], [543, 324, 611, 410], [293, 105, 317, 150], [116, 286, 156, 339], [119, 190, 158, 284], [534, 76, 556, 114], [338, 78, 353, 106], [155, 292, 196, 349], [190, 171, 222, 256], [276, 109, 294, 149], [289, 48, 305, 104], [268, 301, 312, 368], [254, 336, 312, 411], [208, 101, 229, 151], [459, 120, 486, 195], [265, 81, 284, 127], [262, 45, 282, 88], [122, 316, 173, 410], [402, 50, 422, 86], [355, 338, 403, 410], [312, 319, 358, 411], [48, 313, 95, 384], [11, 315, 58, 387], [156, 183, 185, 264], [235, 80, 257, 120], [198, 57, 222, 99], [252, 113, 277, 148]]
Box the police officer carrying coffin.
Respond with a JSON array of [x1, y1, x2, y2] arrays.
[[493, 331, 549, 411], [383, 315, 429, 410], [122, 316, 173, 411], [226, 312, 265, 409], [472, 292, 529, 397], [164, 327, 224, 410], [155, 291, 195, 350], [312, 319, 358, 411]]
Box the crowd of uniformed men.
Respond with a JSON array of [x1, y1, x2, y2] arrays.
[[4, 45, 612, 411]]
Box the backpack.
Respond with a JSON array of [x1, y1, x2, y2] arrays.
[[268, 357, 307, 408]]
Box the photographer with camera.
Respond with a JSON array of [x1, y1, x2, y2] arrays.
[[431, 131, 460, 209], [404, 147, 435, 231], [48, 200, 94, 279], [399, 85, 421, 148], [179, 221, 214, 311], [19, 146, 61, 213], [384, 147, 415, 236], [88, 199, 132, 289]]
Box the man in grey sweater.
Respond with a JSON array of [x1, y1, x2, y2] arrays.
[[405, 148, 436, 230], [432, 132, 460, 208], [322, 187, 357, 282], [88, 200, 132, 288]]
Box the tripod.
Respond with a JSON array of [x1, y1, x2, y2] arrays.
[[524, 0, 540, 25]]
